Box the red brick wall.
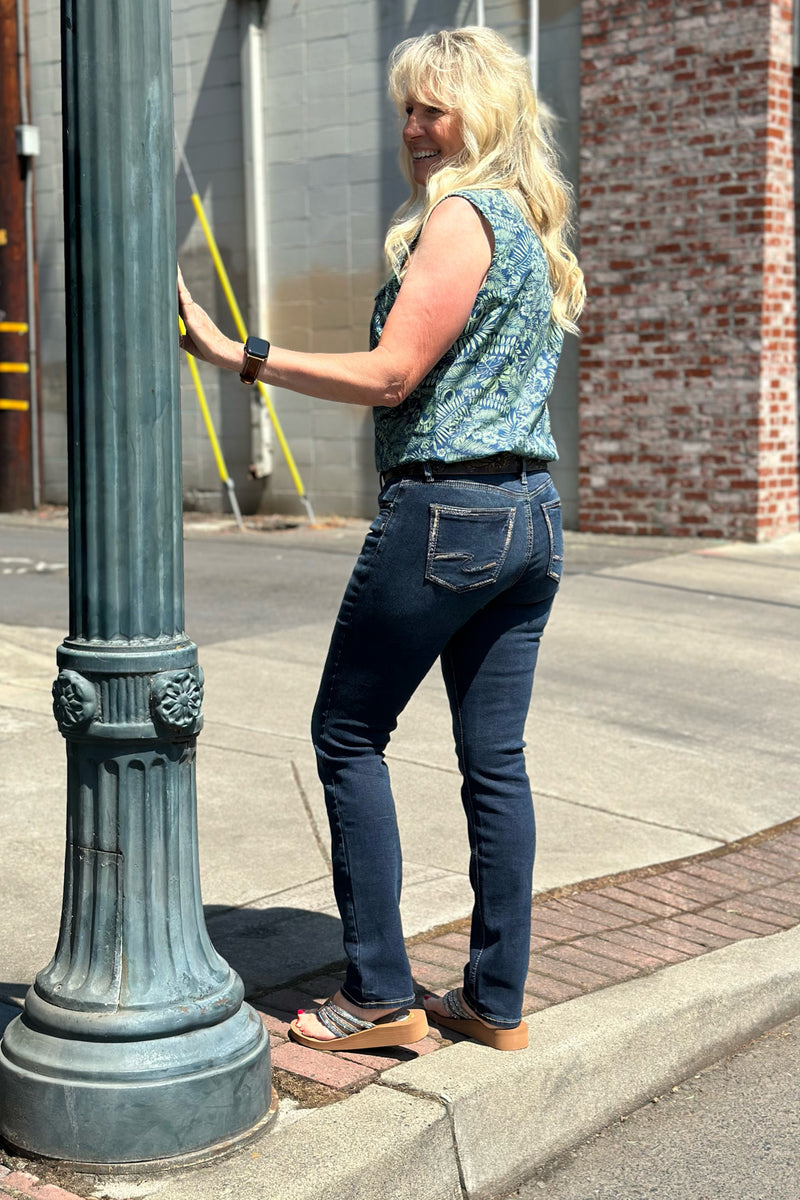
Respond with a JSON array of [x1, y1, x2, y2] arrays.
[[579, 0, 799, 540]]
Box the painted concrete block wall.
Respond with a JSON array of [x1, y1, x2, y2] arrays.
[[28, 0, 251, 510], [28, 0, 67, 504], [173, 0, 252, 512], [579, 0, 799, 539]]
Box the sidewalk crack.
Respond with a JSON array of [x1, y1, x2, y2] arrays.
[[530, 789, 728, 844], [291, 759, 331, 872]]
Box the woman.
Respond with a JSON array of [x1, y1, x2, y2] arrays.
[[179, 27, 584, 1053]]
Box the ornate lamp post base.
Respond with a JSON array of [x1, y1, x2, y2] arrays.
[[0, 1006, 270, 1163], [0, 645, 272, 1162]]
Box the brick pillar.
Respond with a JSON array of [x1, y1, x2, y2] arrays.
[[579, 0, 799, 540]]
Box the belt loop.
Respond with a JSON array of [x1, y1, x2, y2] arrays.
[[520, 457, 528, 487], [423, 461, 434, 482]]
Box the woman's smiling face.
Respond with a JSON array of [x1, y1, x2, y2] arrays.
[[402, 95, 464, 185]]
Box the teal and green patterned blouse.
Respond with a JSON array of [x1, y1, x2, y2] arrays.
[[370, 187, 563, 472]]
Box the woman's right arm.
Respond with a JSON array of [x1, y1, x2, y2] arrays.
[[178, 195, 492, 408]]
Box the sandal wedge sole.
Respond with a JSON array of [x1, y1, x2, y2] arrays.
[[430, 1012, 529, 1051], [288, 1008, 429, 1052]]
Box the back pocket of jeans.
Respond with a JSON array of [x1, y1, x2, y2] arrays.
[[425, 505, 516, 592]]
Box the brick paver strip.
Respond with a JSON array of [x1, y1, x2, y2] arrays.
[[525, 973, 583, 1004], [408, 942, 468, 971], [254, 818, 799, 1109], [556, 896, 642, 928], [685, 861, 780, 891], [253, 1006, 292, 1039], [653, 871, 734, 902], [544, 900, 615, 933], [0, 1174, 84, 1200], [724, 898, 798, 927], [635, 924, 718, 956], [728, 891, 797, 921], [706, 907, 786, 936], [571, 892, 654, 923], [529, 934, 555, 952], [528, 916, 588, 941], [738, 851, 799, 879], [656, 916, 736, 949], [543, 942, 640, 982], [340, 1035, 441, 1070], [430, 931, 471, 952], [757, 884, 800, 911], [29, 1187, 83, 1200], [530, 952, 615, 989], [522, 991, 551, 1011], [595, 884, 681, 918], [271, 1040, 376, 1088], [733, 848, 798, 879], [674, 911, 755, 940], [613, 879, 699, 912], [574, 933, 676, 971]]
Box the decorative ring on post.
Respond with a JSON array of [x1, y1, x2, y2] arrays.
[[52, 669, 98, 732], [151, 668, 204, 732]]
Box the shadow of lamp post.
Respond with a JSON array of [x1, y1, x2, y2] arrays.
[[0, 0, 272, 1165]]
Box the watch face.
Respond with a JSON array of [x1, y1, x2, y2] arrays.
[[245, 336, 270, 359]]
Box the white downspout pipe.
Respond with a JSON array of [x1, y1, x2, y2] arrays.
[[528, 0, 539, 90], [240, 0, 273, 479], [475, 0, 485, 25]]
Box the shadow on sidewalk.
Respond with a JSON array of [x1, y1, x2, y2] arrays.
[[0, 985, 26, 1035], [205, 905, 345, 998]]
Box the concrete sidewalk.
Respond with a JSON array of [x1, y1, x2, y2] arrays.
[[1, 518, 799, 1197]]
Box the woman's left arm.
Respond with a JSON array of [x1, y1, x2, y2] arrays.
[[178, 195, 492, 408]]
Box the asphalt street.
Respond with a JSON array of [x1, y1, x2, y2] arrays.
[[0, 512, 702, 645], [500, 1013, 800, 1200]]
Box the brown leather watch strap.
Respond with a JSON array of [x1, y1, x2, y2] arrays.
[[239, 336, 270, 385]]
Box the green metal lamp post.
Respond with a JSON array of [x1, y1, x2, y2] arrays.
[[0, 0, 271, 1165]]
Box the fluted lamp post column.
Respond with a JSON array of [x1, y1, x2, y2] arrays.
[[0, 0, 271, 1165]]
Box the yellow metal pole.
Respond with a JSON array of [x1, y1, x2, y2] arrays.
[[179, 315, 244, 530], [178, 147, 315, 522], [0, 325, 31, 410]]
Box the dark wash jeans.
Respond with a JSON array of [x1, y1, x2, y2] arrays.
[[311, 465, 563, 1027]]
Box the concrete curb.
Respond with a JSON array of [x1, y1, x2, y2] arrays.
[[87, 923, 800, 1200], [382, 923, 800, 1199]]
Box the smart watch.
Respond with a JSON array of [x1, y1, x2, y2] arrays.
[[239, 335, 270, 385]]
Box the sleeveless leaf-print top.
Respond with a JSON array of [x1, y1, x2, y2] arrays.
[[370, 187, 563, 472]]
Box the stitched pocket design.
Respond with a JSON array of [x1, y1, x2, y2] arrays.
[[541, 498, 563, 583], [425, 505, 516, 592]]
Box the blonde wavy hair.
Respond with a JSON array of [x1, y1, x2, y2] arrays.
[[385, 27, 585, 333]]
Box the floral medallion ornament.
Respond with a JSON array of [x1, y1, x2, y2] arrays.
[[52, 670, 98, 732], [151, 669, 203, 732]]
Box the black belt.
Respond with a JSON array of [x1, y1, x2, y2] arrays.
[[381, 453, 550, 485]]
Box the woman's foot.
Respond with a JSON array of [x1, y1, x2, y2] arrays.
[[423, 989, 529, 1051], [423, 989, 491, 1026], [293, 991, 399, 1043]]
